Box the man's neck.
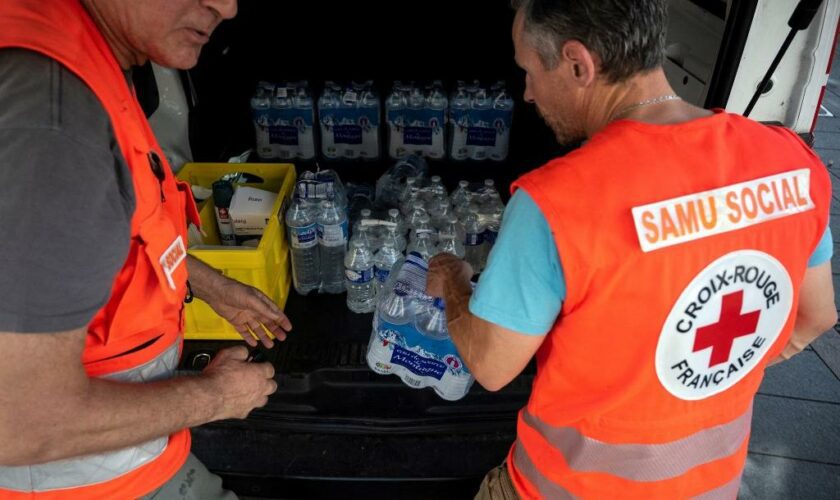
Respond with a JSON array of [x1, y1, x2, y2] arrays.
[[80, 0, 143, 70], [582, 69, 712, 137]]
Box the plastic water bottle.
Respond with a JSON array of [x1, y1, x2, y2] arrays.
[[442, 214, 465, 243], [450, 180, 471, 208], [345, 238, 376, 313], [435, 231, 465, 259], [491, 87, 514, 162], [407, 201, 428, 231], [252, 86, 273, 159], [427, 175, 447, 199], [415, 298, 449, 340], [410, 213, 435, 244], [359, 85, 380, 160], [270, 86, 293, 159], [449, 88, 470, 161], [319, 86, 340, 159], [429, 199, 452, 230], [463, 208, 485, 272], [373, 237, 402, 289], [482, 178, 499, 198], [294, 86, 316, 160], [378, 288, 412, 325], [482, 204, 504, 268], [386, 85, 406, 159], [470, 89, 492, 161], [286, 197, 320, 294], [427, 86, 448, 160], [317, 198, 348, 294], [383, 224, 407, 254], [387, 208, 407, 236], [408, 232, 435, 262]]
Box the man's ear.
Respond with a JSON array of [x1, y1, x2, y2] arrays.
[[559, 40, 598, 87]]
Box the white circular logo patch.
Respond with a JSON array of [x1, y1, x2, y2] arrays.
[[656, 250, 792, 400]]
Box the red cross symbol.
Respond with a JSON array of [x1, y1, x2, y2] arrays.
[[693, 290, 760, 368]]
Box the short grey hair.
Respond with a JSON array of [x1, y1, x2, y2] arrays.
[[512, 0, 668, 83]]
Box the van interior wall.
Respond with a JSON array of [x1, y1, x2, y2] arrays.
[[188, 0, 567, 193]]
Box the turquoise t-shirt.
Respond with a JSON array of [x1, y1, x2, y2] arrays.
[[469, 190, 834, 336]]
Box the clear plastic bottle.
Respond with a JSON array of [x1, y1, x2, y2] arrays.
[[470, 89, 492, 161], [449, 88, 471, 161], [383, 224, 408, 254], [429, 199, 453, 230], [450, 179, 471, 208], [251, 86, 273, 159], [435, 231, 465, 259], [414, 298, 449, 340], [378, 288, 412, 326], [345, 239, 376, 313], [407, 232, 435, 262], [463, 207, 485, 272], [428, 175, 447, 199], [410, 213, 435, 245], [386, 208, 407, 236], [373, 237, 402, 290], [317, 198, 348, 294], [407, 200, 428, 231], [294, 86, 316, 160], [285, 197, 320, 295]]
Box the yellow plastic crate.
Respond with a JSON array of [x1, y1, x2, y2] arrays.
[[176, 162, 297, 340]]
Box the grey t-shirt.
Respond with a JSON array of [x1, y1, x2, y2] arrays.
[[0, 49, 136, 333]]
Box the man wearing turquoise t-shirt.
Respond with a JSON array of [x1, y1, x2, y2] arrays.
[[426, 0, 837, 497]]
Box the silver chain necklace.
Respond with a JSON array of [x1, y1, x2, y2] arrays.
[[612, 94, 682, 121]]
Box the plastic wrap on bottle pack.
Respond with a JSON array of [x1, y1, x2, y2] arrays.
[[365, 253, 475, 401]]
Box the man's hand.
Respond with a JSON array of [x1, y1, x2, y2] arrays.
[[206, 278, 292, 347], [186, 255, 292, 347], [427, 253, 473, 298], [201, 346, 278, 420]]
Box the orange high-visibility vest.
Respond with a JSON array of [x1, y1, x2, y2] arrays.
[[0, 0, 201, 497], [508, 112, 831, 499]]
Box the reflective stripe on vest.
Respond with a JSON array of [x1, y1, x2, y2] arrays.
[[0, 340, 179, 493], [513, 403, 752, 495]]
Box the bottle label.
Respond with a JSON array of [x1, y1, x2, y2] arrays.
[[467, 127, 496, 147], [390, 345, 446, 380], [334, 124, 362, 145], [483, 229, 498, 245], [290, 223, 318, 249], [375, 266, 391, 283], [318, 221, 348, 247], [346, 267, 373, 284], [465, 232, 484, 246], [269, 125, 299, 146], [404, 126, 433, 146]]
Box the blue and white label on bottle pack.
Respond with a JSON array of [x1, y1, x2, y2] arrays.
[[269, 125, 299, 146], [467, 127, 497, 147], [390, 345, 446, 380], [317, 221, 348, 247], [403, 126, 433, 145], [345, 267, 374, 284], [465, 232, 484, 246], [291, 224, 318, 249], [334, 124, 363, 145]]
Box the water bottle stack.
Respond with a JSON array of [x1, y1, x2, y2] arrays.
[[365, 254, 475, 401]]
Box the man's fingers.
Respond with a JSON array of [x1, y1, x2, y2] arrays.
[[254, 292, 293, 331], [246, 321, 274, 349]]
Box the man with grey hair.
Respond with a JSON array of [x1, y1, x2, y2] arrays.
[[0, 0, 289, 498], [427, 0, 835, 498]]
